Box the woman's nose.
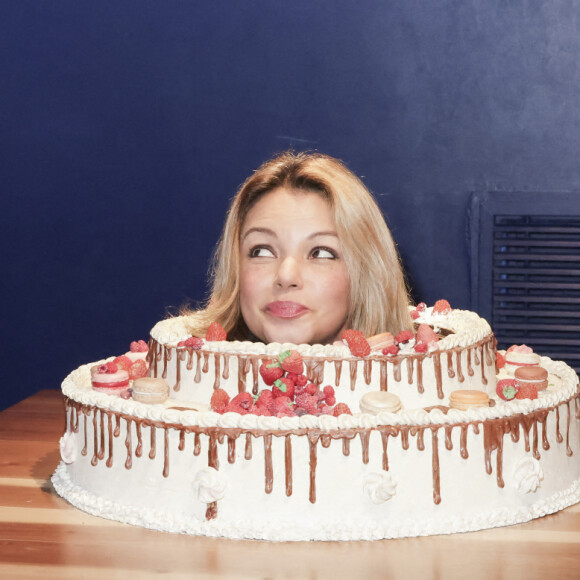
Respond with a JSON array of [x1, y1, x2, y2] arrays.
[[275, 256, 303, 289]]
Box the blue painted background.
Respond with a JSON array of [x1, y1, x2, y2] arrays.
[[3, 1, 580, 410]]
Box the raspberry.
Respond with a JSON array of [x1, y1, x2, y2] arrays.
[[416, 302, 427, 312], [395, 330, 414, 344], [496, 378, 518, 401], [105, 361, 118, 374], [97, 364, 109, 374], [496, 351, 506, 370], [130, 340, 148, 353], [416, 324, 439, 347], [269, 396, 295, 417], [515, 383, 538, 400], [414, 342, 428, 353], [255, 389, 274, 409], [319, 405, 334, 415], [113, 355, 133, 371], [206, 321, 227, 342], [382, 345, 399, 356], [323, 386, 336, 406], [184, 337, 203, 349], [294, 374, 308, 387], [341, 329, 371, 357], [433, 299, 452, 314], [305, 383, 318, 395], [250, 405, 271, 416], [273, 377, 295, 399], [333, 403, 352, 417], [259, 361, 283, 386], [279, 350, 304, 374], [210, 389, 230, 413], [295, 393, 319, 414], [411, 310, 420, 320], [129, 359, 148, 379]]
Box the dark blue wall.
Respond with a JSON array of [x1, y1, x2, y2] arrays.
[[3, 1, 580, 410]]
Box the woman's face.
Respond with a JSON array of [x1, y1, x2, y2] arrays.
[[239, 188, 351, 345]]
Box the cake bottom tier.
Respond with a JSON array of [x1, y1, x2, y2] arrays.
[[52, 395, 580, 541]]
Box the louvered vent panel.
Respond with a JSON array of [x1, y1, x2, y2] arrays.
[[470, 193, 580, 376]]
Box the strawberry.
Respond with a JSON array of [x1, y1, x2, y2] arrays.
[[273, 377, 295, 399], [113, 355, 133, 371], [130, 340, 148, 353], [259, 361, 284, 385], [341, 329, 371, 357], [129, 359, 148, 379], [416, 324, 439, 347], [496, 351, 506, 370], [250, 405, 271, 416], [382, 345, 399, 356], [255, 389, 274, 409], [279, 350, 304, 374], [333, 403, 352, 417], [323, 386, 336, 406], [210, 389, 230, 413], [294, 374, 308, 387], [225, 392, 254, 414], [184, 337, 204, 349], [206, 321, 227, 342], [395, 330, 414, 344], [433, 299, 452, 314], [515, 383, 538, 400], [416, 302, 427, 312], [496, 378, 518, 401]]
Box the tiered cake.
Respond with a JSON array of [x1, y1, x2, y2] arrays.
[[52, 305, 580, 541]]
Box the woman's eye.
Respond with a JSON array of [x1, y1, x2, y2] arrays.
[[249, 246, 275, 258], [311, 247, 337, 259]]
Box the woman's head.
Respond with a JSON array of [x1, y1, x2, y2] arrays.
[[197, 151, 412, 342]]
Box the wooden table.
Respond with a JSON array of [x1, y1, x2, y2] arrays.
[[2, 390, 580, 580]]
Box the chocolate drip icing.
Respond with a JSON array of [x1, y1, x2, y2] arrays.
[[360, 431, 370, 464], [194, 351, 202, 383], [125, 419, 132, 470], [379, 360, 388, 392], [149, 426, 156, 459], [174, 349, 184, 392], [467, 348, 474, 377], [179, 430, 186, 451], [82, 413, 87, 456], [213, 354, 221, 390], [135, 422, 143, 458], [349, 361, 357, 391], [245, 433, 252, 459], [433, 353, 444, 399], [455, 351, 464, 383], [285, 436, 293, 496], [308, 434, 319, 504], [556, 407, 564, 443], [417, 358, 424, 394], [431, 428, 441, 504], [222, 354, 230, 380], [334, 360, 343, 386], [114, 415, 121, 437], [460, 426, 469, 459], [264, 435, 273, 493], [228, 436, 236, 464], [91, 410, 98, 466], [163, 428, 170, 478], [363, 359, 373, 385], [238, 358, 250, 394], [98, 410, 105, 460], [447, 352, 455, 379], [342, 437, 351, 456], [162, 345, 171, 379], [250, 358, 260, 395], [444, 426, 453, 451], [406, 358, 414, 385], [106, 413, 114, 468], [194, 433, 201, 456]]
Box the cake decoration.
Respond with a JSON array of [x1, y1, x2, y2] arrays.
[[515, 366, 549, 392], [51, 303, 580, 541]]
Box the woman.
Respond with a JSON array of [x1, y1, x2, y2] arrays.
[[185, 151, 412, 343]]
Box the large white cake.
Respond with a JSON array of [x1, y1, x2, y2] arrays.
[[52, 306, 580, 541]]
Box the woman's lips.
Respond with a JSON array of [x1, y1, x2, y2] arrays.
[[265, 301, 308, 319]]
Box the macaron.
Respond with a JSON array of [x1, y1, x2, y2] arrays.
[[504, 350, 540, 375], [360, 392, 402, 415], [91, 365, 130, 396], [132, 377, 170, 404], [449, 389, 490, 411], [367, 332, 396, 351], [515, 366, 549, 391]]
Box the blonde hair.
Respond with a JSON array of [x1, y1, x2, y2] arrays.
[[185, 151, 413, 340]]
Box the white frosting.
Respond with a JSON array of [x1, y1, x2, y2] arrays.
[[59, 431, 76, 464], [193, 467, 227, 504], [363, 472, 397, 504], [513, 458, 544, 494]]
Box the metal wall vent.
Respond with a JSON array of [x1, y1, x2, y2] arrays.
[[470, 192, 580, 374]]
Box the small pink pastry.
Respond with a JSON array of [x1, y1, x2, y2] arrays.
[[91, 362, 130, 396], [125, 340, 149, 363], [504, 345, 540, 375]]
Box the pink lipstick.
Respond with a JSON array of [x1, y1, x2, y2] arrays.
[[265, 301, 308, 319]]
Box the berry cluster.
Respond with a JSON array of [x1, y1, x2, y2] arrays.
[[382, 323, 440, 356], [210, 349, 352, 418], [410, 299, 452, 320], [177, 321, 227, 349], [496, 378, 538, 401]]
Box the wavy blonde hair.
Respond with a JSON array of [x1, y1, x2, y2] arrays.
[[185, 151, 413, 340]]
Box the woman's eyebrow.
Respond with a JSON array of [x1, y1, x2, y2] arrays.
[[241, 227, 276, 241], [308, 231, 338, 239]]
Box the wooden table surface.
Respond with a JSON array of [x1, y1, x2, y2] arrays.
[[2, 390, 580, 580]]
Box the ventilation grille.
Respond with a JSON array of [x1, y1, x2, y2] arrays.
[[470, 193, 580, 375]]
